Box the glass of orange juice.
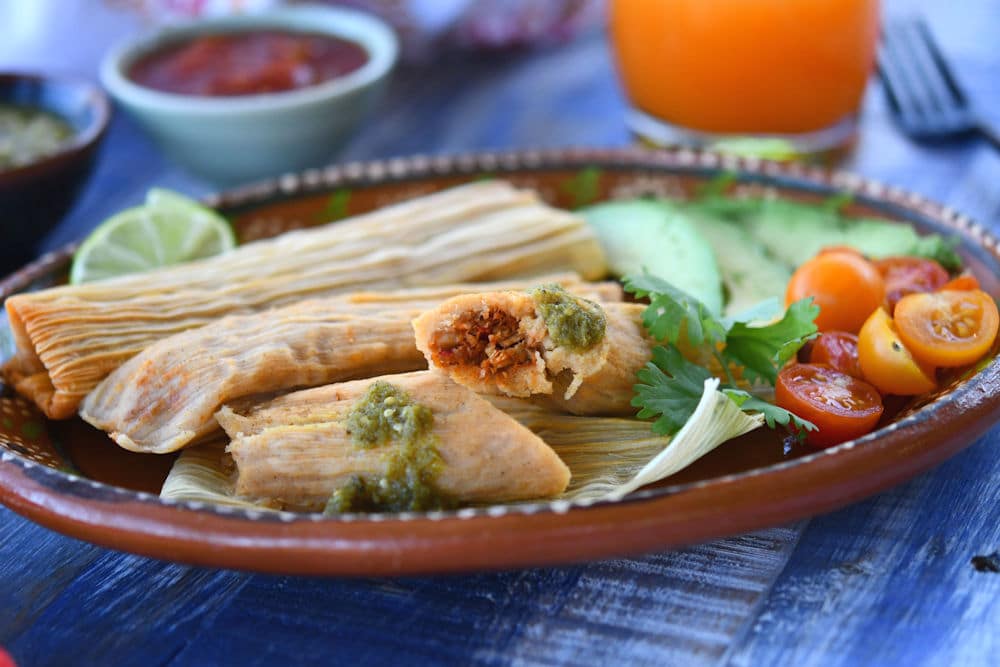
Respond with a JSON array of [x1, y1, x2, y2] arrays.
[[609, 0, 880, 157]]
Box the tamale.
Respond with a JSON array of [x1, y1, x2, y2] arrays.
[[216, 371, 571, 511], [160, 380, 763, 512], [3, 181, 607, 419], [79, 276, 620, 454], [412, 287, 654, 415]]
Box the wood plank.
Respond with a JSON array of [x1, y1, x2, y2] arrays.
[[165, 527, 801, 667], [3, 534, 248, 667], [727, 426, 1000, 667], [0, 509, 103, 642]]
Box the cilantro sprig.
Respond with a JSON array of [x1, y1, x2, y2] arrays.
[[723, 298, 820, 385], [625, 274, 818, 438], [625, 274, 726, 347], [722, 389, 817, 435], [633, 345, 712, 435]]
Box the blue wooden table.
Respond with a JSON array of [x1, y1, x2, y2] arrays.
[[2, 1, 999, 665]]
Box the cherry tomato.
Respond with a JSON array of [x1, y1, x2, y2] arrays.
[[775, 363, 884, 448], [809, 331, 863, 378], [875, 256, 949, 313], [817, 245, 865, 258], [942, 273, 980, 291], [894, 289, 999, 367], [858, 307, 937, 395], [0, 647, 16, 667], [786, 250, 885, 333]]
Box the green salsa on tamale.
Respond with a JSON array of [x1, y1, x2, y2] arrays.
[[530, 284, 607, 351], [328, 381, 455, 512]]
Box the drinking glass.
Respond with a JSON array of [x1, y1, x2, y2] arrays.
[[609, 0, 880, 158]]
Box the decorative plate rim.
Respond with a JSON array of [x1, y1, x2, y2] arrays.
[[2, 146, 998, 574]]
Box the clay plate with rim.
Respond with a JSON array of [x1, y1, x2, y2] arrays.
[[1, 148, 999, 576]]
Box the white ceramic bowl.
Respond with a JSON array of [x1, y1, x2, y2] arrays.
[[100, 4, 397, 184]]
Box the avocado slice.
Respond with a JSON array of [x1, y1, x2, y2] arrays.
[[581, 200, 724, 314], [744, 199, 925, 267], [686, 209, 791, 316]]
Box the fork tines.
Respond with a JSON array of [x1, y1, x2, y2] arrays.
[[878, 17, 973, 138]]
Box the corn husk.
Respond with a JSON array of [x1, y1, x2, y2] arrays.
[[160, 379, 763, 511]]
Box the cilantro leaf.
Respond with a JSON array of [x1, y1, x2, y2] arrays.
[[632, 345, 712, 436], [722, 298, 819, 385], [821, 191, 853, 214], [561, 167, 602, 209], [723, 388, 817, 435], [908, 234, 963, 272], [624, 274, 727, 347], [696, 171, 737, 199], [319, 188, 352, 222], [632, 344, 817, 439], [626, 275, 821, 440]]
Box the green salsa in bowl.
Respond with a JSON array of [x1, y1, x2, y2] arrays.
[[0, 103, 74, 171], [0, 72, 111, 274]]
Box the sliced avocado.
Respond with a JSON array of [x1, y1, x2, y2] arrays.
[[744, 199, 926, 267], [581, 199, 724, 314], [686, 208, 791, 317]]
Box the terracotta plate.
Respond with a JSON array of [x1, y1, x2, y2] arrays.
[[2, 148, 999, 576]]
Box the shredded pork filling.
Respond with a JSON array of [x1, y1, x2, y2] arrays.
[[430, 309, 540, 377]]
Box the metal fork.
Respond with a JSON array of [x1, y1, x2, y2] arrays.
[[878, 17, 1000, 151]]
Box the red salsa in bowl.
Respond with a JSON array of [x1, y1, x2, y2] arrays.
[[128, 30, 369, 97]]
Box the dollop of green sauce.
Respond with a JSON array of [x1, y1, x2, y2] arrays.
[[325, 381, 455, 514], [530, 284, 607, 351]]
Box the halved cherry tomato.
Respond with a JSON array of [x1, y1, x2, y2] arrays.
[[809, 331, 863, 378], [875, 256, 949, 313], [786, 250, 885, 333], [942, 273, 980, 291], [894, 289, 999, 367], [858, 307, 937, 395], [775, 363, 884, 448]]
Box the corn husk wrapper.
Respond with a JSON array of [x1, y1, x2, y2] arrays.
[[160, 379, 763, 510]]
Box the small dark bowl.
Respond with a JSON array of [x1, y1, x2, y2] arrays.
[[0, 73, 111, 274]]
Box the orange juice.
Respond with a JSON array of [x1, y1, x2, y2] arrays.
[[610, 0, 880, 137]]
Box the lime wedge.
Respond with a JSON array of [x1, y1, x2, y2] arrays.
[[710, 137, 799, 161], [70, 189, 236, 284]]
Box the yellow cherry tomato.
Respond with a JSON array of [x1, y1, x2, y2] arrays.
[[858, 307, 936, 395], [894, 289, 999, 367]]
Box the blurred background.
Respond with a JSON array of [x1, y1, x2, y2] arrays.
[[1, 0, 998, 251]]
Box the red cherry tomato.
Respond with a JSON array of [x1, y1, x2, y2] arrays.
[[0, 647, 16, 667], [809, 331, 863, 378], [786, 250, 885, 333], [875, 256, 949, 313], [775, 363, 884, 448]]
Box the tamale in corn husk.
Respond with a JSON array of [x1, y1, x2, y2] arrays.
[[161, 378, 763, 511], [214, 371, 571, 511], [4, 181, 606, 419], [80, 276, 621, 454]]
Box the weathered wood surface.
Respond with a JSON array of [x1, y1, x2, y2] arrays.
[[1, 0, 999, 665]]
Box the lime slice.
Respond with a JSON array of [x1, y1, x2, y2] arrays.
[[70, 189, 236, 284], [710, 137, 799, 161]]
